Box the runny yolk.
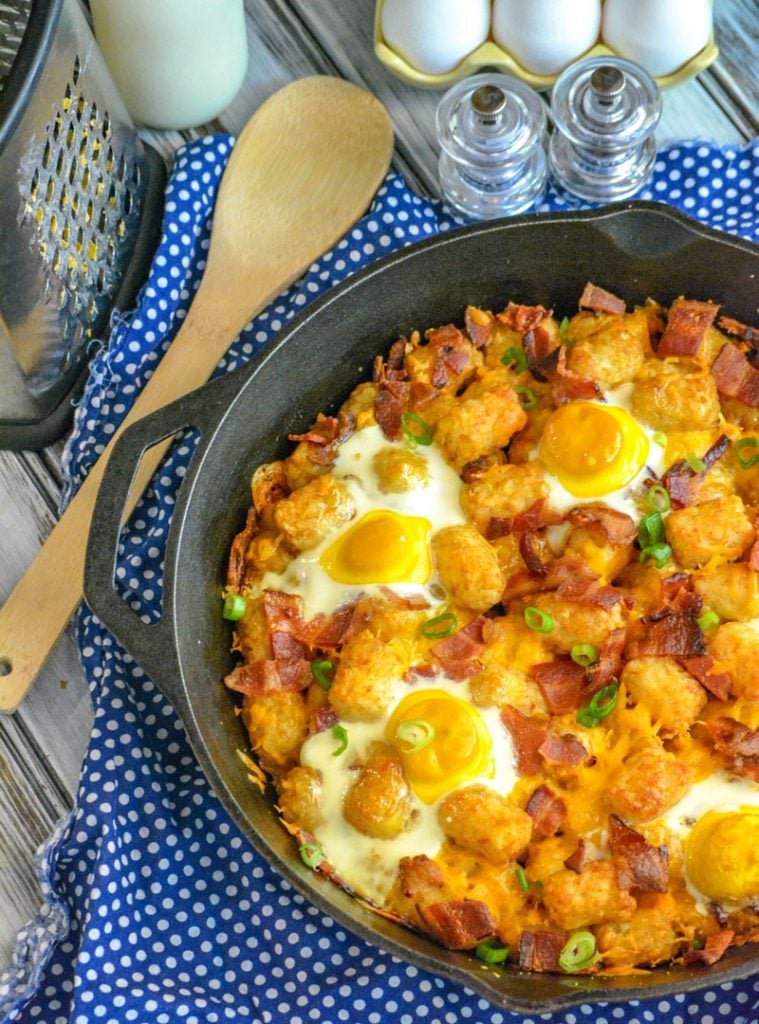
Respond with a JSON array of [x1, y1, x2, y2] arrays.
[[320, 510, 431, 585], [686, 809, 759, 902]]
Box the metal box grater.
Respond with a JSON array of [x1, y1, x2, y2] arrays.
[[0, 0, 165, 450]]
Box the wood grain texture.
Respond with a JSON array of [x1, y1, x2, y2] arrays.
[[0, 0, 756, 976]]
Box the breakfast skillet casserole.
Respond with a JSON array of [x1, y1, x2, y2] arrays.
[[222, 282, 759, 976]]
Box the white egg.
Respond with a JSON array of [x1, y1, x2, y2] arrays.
[[492, 0, 602, 76], [602, 0, 712, 77], [381, 0, 490, 75], [300, 674, 518, 904], [662, 772, 759, 842]]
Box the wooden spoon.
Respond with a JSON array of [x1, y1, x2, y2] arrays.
[[0, 76, 393, 713]]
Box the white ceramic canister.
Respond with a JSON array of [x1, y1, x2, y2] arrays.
[[492, 0, 602, 76], [381, 0, 491, 76], [90, 0, 249, 130], [602, 0, 713, 77]]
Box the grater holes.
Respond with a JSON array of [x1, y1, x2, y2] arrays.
[[72, 55, 81, 85]]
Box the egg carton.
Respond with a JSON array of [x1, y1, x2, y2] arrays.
[[373, 0, 718, 91]]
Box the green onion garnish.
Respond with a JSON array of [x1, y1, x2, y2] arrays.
[[222, 593, 247, 621], [697, 610, 720, 632], [311, 659, 335, 691], [401, 411, 433, 448], [652, 431, 668, 447], [646, 484, 671, 513], [686, 451, 706, 474], [524, 606, 554, 633], [576, 707, 599, 728], [299, 842, 324, 869], [640, 542, 672, 569], [501, 347, 528, 374], [559, 316, 570, 341], [331, 724, 349, 757], [559, 931, 598, 973], [735, 437, 759, 470], [570, 643, 599, 667], [421, 611, 458, 639], [395, 719, 435, 755], [638, 511, 664, 548], [515, 865, 530, 892], [516, 386, 537, 410], [692, 938, 706, 951], [475, 939, 510, 965], [577, 682, 619, 728]]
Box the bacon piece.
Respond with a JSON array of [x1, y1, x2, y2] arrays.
[[519, 532, 548, 577], [309, 705, 339, 735], [227, 507, 258, 590], [551, 348, 602, 406], [497, 303, 550, 334], [288, 412, 355, 467], [426, 324, 472, 388], [711, 342, 759, 408], [660, 573, 702, 616], [658, 299, 719, 357], [587, 627, 626, 693], [518, 930, 566, 973], [526, 784, 568, 837], [524, 325, 560, 382], [564, 840, 586, 875], [567, 506, 637, 546], [374, 378, 411, 441], [302, 600, 362, 649], [513, 499, 565, 535], [683, 930, 735, 966], [377, 586, 430, 610], [707, 717, 759, 781], [224, 657, 311, 696], [501, 552, 597, 605], [500, 707, 548, 776], [529, 659, 587, 715], [579, 282, 625, 316], [251, 461, 289, 514], [461, 453, 502, 483], [430, 616, 491, 676], [748, 535, 759, 572], [609, 815, 669, 894], [417, 900, 496, 950], [270, 631, 307, 660], [538, 733, 588, 767], [264, 590, 305, 635], [718, 316, 759, 347], [386, 337, 409, 373], [398, 855, 444, 898], [403, 663, 438, 683], [555, 575, 631, 610], [465, 306, 496, 348], [625, 610, 705, 659], [660, 435, 731, 507], [487, 516, 514, 541], [683, 655, 732, 701]]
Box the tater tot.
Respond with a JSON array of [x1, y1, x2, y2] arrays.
[[468, 665, 549, 717], [621, 657, 707, 733], [542, 863, 636, 930], [607, 746, 692, 822], [273, 473, 355, 552], [372, 447, 429, 493], [329, 631, 404, 721], [694, 563, 759, 622], [708, 621, 759, 700], [343, 742, 411, 839], [665, 495, 754, 569], [461, 462, 548, 537], [524, 592, 626, 651], [632, 360, 720, 432], [434, 381, 527, 472], [240, 690, 308, 776], [432, 524, 503, 612], [438, 784, 532, 864], [277, 766, 324, 833], [596, 909, 680, 967], [566, 308, 651, 389]]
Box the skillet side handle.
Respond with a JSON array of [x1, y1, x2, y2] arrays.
[[84, 384, 221, 705]]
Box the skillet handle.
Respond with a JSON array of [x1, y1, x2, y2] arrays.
[[84, 375, 234, 705]]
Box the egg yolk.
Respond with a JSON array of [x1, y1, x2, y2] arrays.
[[685, 808, 759, 902], [539, 401, 650, 497], [320, 510, 431, 585], [386, 689, 493, 803]]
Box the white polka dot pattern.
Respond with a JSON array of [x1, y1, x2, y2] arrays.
[[1, 135, 758, 1024]]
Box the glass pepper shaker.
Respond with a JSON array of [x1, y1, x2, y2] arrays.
[[548, 56, 662, 202], [436, 73, 548, 220]]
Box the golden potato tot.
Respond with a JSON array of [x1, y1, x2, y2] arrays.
[[432, 524, 503, 612], [461, 462, 548, 537], [665, 495, 754, 569], [372, 447, 429, 493], [694, 563, 759, 622], [542, 863, 636, 930], [277, 766, 324, 833], [438, 785, 533, 864], [240, 690, 308, 776], [620, 657, 707, 733], [343, 743, 411, 839], [434, 381, 527, 472], [632, 360, 720, 431], [273, 473, 355, 552], [329, 631, 405, 721], [708, 622, 759, 700], [607, 746, 692, 823]]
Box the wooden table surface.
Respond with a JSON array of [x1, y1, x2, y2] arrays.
[[1, 0, 757, 975]]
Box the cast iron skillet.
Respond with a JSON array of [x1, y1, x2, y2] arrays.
[[86, 203, 759, 1014]]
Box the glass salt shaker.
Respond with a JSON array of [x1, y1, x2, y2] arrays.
[[548, 56, 662, 202], [437, 73, 548, 220]]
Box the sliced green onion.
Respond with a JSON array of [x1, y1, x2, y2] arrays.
[[577, 682, 619, 728], [576, 707, 600, 728], [571, 643, 599, 667], [735, 437, 759, 470], [686, 451, 706, 474], [652, 431, 668, 447], [299, 842, 324, 869], [533, 879, 544, 894], [501, 346, 528, 373], [516, 386, 538, 410], [395, 719, 435, 754], [638, 511, 664, 547], [222, 593, 247, 621], [559, 316, 570, 341], [646, 484, 671, 513], [524, 606, 554, 633], [640, 542, 672, 569], [475, 939, 510, 965], [515, 865, 530, 892], [559, 931, 597, 973], [692, 937, 706, 951], [421, 611, 458, 639], [401, 411, 433, 447], [331, 724, 349, 757], [311, 659, 335, 691], [697, 610, 720, 632]]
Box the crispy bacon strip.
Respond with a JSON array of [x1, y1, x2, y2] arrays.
[[587, 627, 626, 693], [501, 552, 598, 605], [513, 499, 566, 535], [660, 435, 731, 507], [579, 282, 625, 316], [426, 324, 472, 387], [500, 707, 548, 776], [660, 573, 701, 615], [658, 298, 719, 357], [224, 657, 311, 696], [538, 733, 588, 767], [567, 506, 637, 546], [523, 325, 560, 383], [309, 705, 339, 734], [464, 306, 496, 348], [711, 342, 759, 408], [518, 930, 566, 973], [718, 316, 759, 346], [417, 900, 496, 950], [374, 378, 411, 441], [707, 717, 759, 782], [564, 840, 587, 875], [625, 611, 705, 659], [270, 631, 307, 660], [431, 616, 490, 680], [683, 930, 735, 966], [555, 575, 631, 610], [288, 411, 355, 467], [398, 855, 444, 899], [526, 784, 568, 837], [461, 453, 502, 483], [529, 659, 588, 715], [377, 586, 430, 611], [227, 507, 258, 590], [551, 347, 603, 405], [497, 303, 550, 334], [683, 655, 732, 701], [520, 532, 548, 577], [298, 599, 364, 649], [609, 815, 669, 894]]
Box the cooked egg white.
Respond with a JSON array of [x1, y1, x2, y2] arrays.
[[537, 384, 668, 519], [258, 424, 466, 619], [300, 674, 518, 904]]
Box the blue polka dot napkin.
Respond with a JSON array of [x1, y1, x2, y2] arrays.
[[1, 135, 758, 1024]]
